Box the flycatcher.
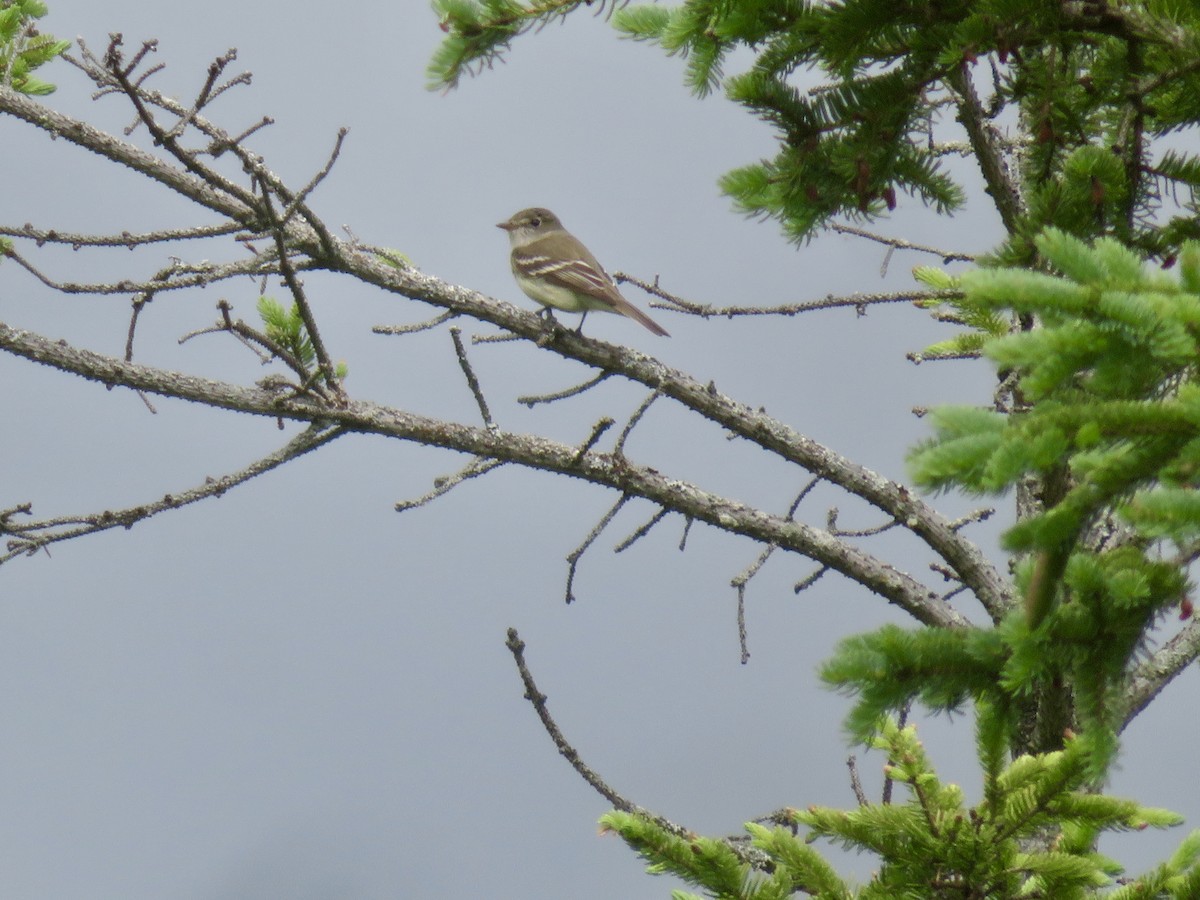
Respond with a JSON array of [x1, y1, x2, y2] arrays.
[[497, 208, 670, 337]]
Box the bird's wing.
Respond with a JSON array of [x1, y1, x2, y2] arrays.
[[513, 253, 617, 303], [514, 241, 670, 336]]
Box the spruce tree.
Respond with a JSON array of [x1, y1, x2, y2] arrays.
[[432, 1, 1200, 895]]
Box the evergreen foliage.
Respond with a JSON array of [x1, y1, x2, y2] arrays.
[[602, 719, 1194, 898], [257, 296, 348, 381], [431, 0, 1200, 256], [0, 0, 67, 96], [428, 1, 1200, 896]]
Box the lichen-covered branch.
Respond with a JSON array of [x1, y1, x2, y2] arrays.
[[0, 320, 968, 630]]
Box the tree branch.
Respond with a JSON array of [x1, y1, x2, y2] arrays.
[[503, 627, 773, 871], [946, 63, 1023, 235], [1120, 617, 1200, 729], [1, 424, 343, 563], [0, 78, 1011, 622], [0, 320, 969, 629]]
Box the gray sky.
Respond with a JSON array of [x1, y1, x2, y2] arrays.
[[3, 1, 1197, 897]]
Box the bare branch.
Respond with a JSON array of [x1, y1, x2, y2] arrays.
[[615, 271, 958, 319], [395, 457, 506, 512], [1, 424, 343, 564], [613, 271, 703, 314], [907, 349, 984, 364], [258, 179, 343, 395], [5, 244, 296, 296], [614, 389, 660, 457], [736, 581, 750, 664], [3, 261, 990, 628], [224, 300, 334, 398], [949, 507, 995, 530], [827, 507, 900, 538], [372, 311, 459, 336], [518, 371, 611, 408], [103, 36, 259, 209], [504, 627, 636, 811], [565, 494, 628, 605], [846, 755, 869, 807], [275, 127, 347, 226], [830, 223, 976, 263], [1120, 617, 1200, 729], [0, 221, 244, 247], [795, 566, 828, 593], [0, 81, 1011, 623], [613, 507, 670, 553], [504, 627, 772, 870], [573, 418, 614, 465], [731, 479, 821, 662], [450, 325, 495, 429]]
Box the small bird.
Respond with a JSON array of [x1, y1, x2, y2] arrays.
[[497, 207, 670, 337]]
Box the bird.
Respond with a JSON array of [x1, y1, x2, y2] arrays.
[[496, 207, 670, 337]]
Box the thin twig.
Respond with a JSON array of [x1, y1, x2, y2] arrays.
[[0, 221, 243, 247], [504, 628, 772, 868], [831, 223, 976, 263], [518, 371, 611, 408], [907, 349, 983, 364], [729, 479, 821, 660], [504, 628, 636, 811], [162, 48, 237, 140], [615, 273, 959, 319], [104, 36, 259, 209], [827, 508, 900, 538], [613, 508, 670, 553], [125, 295, 150, 362], [565, 494, 628, 604], [259, 180, 343, 397], [613, 272, 703, 313], [847, 756, 870, 806], [373, 311, 458, 336], [394, 458, 506, 512], [1, 424, 343, 563], [196, 299, 329, 397], [679, 515, 694, 551], [736, 583, 750, 664], [275, 127, 348, 228], [614, 389, 660, 457], [5, 246, 294, 296], [794, 566, 828, 593], [572, 418, 614, 466], [948, 508, 995, 530], [882, 704, 910, 806], [450, 326, 495, 429]]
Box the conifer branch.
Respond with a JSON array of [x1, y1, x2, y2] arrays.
[[946, 63, 1023, 235]]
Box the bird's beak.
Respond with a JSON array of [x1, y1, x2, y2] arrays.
[[496, 220, 515, 231]]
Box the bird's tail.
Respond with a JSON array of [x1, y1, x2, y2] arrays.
[[614, 295, 670, 337]]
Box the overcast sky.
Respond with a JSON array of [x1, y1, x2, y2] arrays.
[[3, 1, 1198, 898]]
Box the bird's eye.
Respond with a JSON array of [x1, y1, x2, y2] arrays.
[[530, 217, 541, 227]]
